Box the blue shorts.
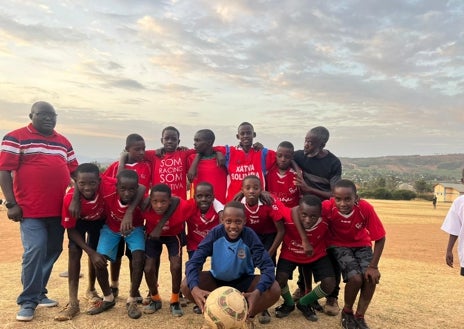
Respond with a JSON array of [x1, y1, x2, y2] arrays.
[[96, 225, 145, 262], [331, 246, 373, 282], [145, 235, 182, 259]]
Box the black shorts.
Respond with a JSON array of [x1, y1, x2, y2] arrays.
[[331, 246, 373, 282], [277, 256, 335, 283], [213, 273, 256, 293], [68, 219, 105, 250], [145, 235, 183, 259]]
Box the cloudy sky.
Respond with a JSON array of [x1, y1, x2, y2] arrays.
[[0, 0, 462, 161]]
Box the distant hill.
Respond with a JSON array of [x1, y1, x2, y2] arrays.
[[341, 153, 464, 184]]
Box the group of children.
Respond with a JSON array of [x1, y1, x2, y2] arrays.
[[54, 122, 386, 329]]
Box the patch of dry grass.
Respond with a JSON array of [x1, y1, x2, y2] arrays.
[[0, 199, 462, 328]]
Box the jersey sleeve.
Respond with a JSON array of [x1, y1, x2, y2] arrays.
[[265, 149, 276, 171], [360, 200, 386, 241], [102, 161, 119, 178], [441, 197, 464, 235]]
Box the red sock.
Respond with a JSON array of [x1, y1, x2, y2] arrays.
[[355, 312, 364, 319], [343, 307, 353, 314]]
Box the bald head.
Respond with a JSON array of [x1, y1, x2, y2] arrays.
[[29, 101, 57, 135]]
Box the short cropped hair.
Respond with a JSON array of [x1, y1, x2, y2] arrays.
[[333, 179, 357, 194], [162, 126, 180, 138], [150, 183, 172, 198], [117, 169, 139, 183], [300, 194, 322, 209], [224, 201, 246, 215], [242, 175, 261, 186], [74, 162, 100, 178], [196, 129, 215, 143], [238, 122, 254, 131], [126, 133, 144, 148], [195, 181, 214, 193], [278, 141, 294, 150], [310, 126, 330, 146]]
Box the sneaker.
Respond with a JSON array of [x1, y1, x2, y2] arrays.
[[111, 287, 119, 298], [134, 290, 143, 304], [193, 304, 202, 314], [258, 309, 271, 324], [324, 298, 340, 316], [87, 300, 116, 315], [143, 299, 162, 314], [127, 301, 142, 319], [242, 317, 255, 329], [38, 297, 58, 307], [170, 302, 184, 317], [311, 300, 324, 312], [85, 290, 102, 303], [54, 303, 80, 321], [354, 317, 371, 329], [292, 287, 302, 302], [296, 302, 318, 322], [341, 311, 357, 329], [275, 303, 295, 318], [16, 305, 35, 322]]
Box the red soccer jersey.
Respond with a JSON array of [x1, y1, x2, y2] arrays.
[[266, 166, 300, 207], [186, 204, 221, 251], [323, 198, 386, 248], [279, 206, 328, 263], [240, 197, 283, 235], [0, 124, 78, 218], [103, 161, 152, 194], [187, 155, 227, 204], [145, 149, 196, 199], [61, 176, 115, 229], [216, 146, 276, 202], [144, 198, 195, 236], [101, 179, 143, 232]]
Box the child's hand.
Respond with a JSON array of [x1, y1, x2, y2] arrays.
[[191, 287, 210, 312], [302, 240, 314, 256], [259, 190, 274, 205], [232, 191, 245, 201], [120, 213, 134, 236], [252, 142, 264, 151], [90, 252, 108, 269], [365, 267, 381, 284], [242, 289, 260, 318], [446, 250, 454, 267]]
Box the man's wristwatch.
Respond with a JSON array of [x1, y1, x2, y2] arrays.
[[4, 201, 17, 209]]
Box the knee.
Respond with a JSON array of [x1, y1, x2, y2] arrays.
[[130, 251, 145, 267], [347, 274, 363, 287], [321, 277, 336, 294], [269, 281, 282, 301]]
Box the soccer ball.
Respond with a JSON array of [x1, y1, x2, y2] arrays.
[[204, 286, 248, 329]]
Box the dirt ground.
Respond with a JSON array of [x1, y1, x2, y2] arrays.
[[0, 199, 463, 329]]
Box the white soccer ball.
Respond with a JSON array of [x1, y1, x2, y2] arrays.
[[204, 286, 248, 329]]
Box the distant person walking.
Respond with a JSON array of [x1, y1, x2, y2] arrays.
[[0, 101, 78, 322], [432, 195, 437, 209]]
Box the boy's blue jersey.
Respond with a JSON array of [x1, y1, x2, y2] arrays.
[[186, 224, 276, 294], [210, 234, 254, 281]]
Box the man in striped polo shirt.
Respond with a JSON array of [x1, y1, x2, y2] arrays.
[[0, 101, 78, 322]]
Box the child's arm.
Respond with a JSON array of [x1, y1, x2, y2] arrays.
[[365, 236, 386, 284], [291, 206, 313, 256], [187, 153, 200, 183], [268, 219, 285, 257], [67, 228, 107, 269], [68, 184, 81, 220], [446, 234, 458, 267]]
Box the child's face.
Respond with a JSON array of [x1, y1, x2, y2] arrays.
[[76, 172, 100, 200], [161, 129, 180, 153], [222, 207, 246, 240], [193, 132, 212, 154], [236, 124, 255, 148], [150, 191, 171, 215], [333, 186, 358, 215], [298, 203, 321, 229], [126, 140, 146, 163], [116, 177, 138, 205], [303, 132, 322, 157], [242, 178, 261, 205], [276, 146, 293, 170], [195, 185, 214, 213]]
